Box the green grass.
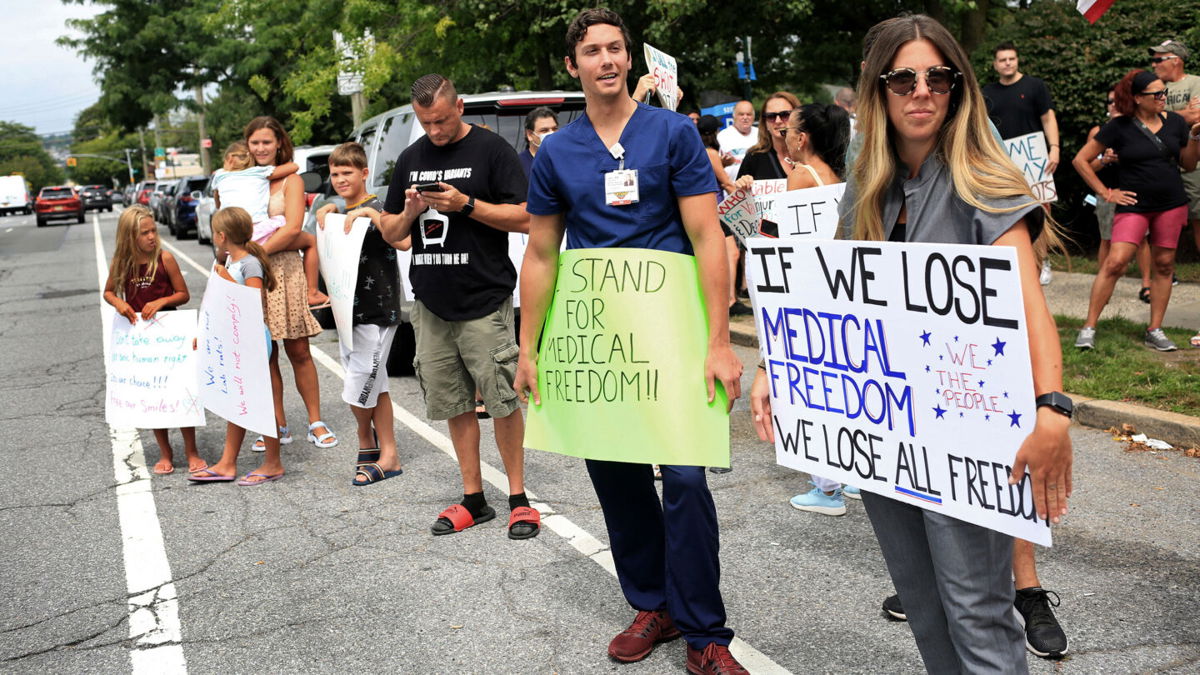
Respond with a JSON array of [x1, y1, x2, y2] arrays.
[[1057, 315, 1200, 417], [1048, 252, 1200, 284]]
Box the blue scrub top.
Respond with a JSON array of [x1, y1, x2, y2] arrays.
[[527, 102, 717, 255]]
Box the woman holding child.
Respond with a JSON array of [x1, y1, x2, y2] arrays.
[[244, 116, 338, 451]]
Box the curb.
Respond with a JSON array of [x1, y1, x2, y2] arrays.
[[729, 320, 1200, 450]]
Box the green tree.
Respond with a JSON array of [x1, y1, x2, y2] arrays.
[[0, 121, 63, 191]]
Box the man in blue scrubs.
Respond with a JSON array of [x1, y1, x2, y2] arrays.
[[513, 8, 747, 674]]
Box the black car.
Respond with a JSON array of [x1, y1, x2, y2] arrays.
[[80, 185, 113, 212], [167, 176, 209, 239]]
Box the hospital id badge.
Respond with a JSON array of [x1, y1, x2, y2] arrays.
[[605, 169, 639, 206]]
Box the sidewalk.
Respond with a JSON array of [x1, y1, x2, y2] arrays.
[[731, 268, 1200, 449]]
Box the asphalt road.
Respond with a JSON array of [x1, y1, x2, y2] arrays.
[[1, 208, 1197, 673]]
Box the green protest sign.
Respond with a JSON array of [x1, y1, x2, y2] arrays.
[[524, 248, 730, 467]]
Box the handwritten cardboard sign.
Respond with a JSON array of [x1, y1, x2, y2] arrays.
[[751, 178, 788, 217], [524, 249, 729, 466], [317, 213, 371, 349], [106, 310, 206, 429], [717, 187, 760, 243], [763, 183, 846, 239], [1004, 132, 1057, 203], [197, 268, 275, 437], [747, 238, 1049, 545], [642, 44, 679, 111]]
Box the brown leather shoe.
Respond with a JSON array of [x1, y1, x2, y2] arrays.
[[607, 609, 682, 662], [686, 642, 749, 674]]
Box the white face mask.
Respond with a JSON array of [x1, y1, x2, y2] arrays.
[[533, 130, 554, 145]]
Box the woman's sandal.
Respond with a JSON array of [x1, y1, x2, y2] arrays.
[[252, 426, 292, 452], [1138, 287, 1151, 304]]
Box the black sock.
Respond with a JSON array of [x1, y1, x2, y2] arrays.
[[461, 492, 487, 518], [508, 492, 530, 510]]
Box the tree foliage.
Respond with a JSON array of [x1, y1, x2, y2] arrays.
[[0, 122, 64, 191]]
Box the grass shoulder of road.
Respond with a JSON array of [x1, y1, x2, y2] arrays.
[[1057, 314, 1200, 417], [1048, 252, 1200, 283]]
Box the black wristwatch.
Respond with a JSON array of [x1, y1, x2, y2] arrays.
[[1035, 392, 1073, 419], [460, 194, 475, 217]]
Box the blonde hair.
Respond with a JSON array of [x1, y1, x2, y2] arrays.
[[223, 141, 254, 171], [211, 207, 277, 291], [748, 91, 802, 155], [110, 205, 158, 297], [850, 15, 1062, 256]]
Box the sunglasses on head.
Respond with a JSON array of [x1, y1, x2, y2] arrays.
[[763, 110, 793, 122], [1150, 55, 1179, 64], [879, 66, 960, 96], [1138, 90, 1168, 99]]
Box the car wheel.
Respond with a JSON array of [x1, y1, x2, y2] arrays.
[[36, 217, 45, 227]]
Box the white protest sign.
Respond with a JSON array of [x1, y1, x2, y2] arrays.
[[1003, 132, 1058, 203], [106, 310, 206, 429], [751, 179, 789, 217], [763, 183, 846, 239], [197, 267, 276, 437], [717, 187, 760, 244], [746, 238, 1049, 545], [317, 213, 370, 349], [642, 44, 679, 111]]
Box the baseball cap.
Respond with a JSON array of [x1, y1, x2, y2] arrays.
[[1149, 40, 1189, 60], [697, 115, 722, 135]]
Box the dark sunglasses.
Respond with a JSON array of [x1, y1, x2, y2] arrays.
[[879, 66, 960, 96], [780, 127, 803, 138], [1150, 56, 1178, 64], [1105, 98, 1115, 105], [1138, 90, 1168, 99], [763, 110, 793, 122]]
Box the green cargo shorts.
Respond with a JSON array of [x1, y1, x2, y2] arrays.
[[411, 297, 520, 421]]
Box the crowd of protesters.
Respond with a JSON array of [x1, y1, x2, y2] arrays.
[[105, 7, 1200, 673]]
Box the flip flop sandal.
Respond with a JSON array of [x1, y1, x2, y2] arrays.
[[253, 426, 292, 452], [188, 468, 236, 483], [431, 504, 495, 535], [1139, 287, 1151, 304], [306, 421, 338, 448], [475, 399, 490, 419], [237, 471, 284, 486], [352, 462, 403, 486], [357, 449, 381, 466], [507, 506, 542, 540]]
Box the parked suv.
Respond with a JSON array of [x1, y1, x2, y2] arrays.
[[166, 175, 209, 239], [35, 185, 85, 226], [334, 90, 587, 374], [80, 185, 113, 212]]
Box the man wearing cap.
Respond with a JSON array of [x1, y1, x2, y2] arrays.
[[1151, 40, 1200, 278]]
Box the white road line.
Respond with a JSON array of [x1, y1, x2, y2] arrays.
[[160, 238, 788, 674], [94, 214, 189, 674], [5, 227, 12, 233]]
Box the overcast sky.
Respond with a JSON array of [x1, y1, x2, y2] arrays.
[[0, 1, 103, 136]]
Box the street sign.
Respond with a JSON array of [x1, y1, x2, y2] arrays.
[[154, 147, 165, 157], [201, 138, 212, 149]]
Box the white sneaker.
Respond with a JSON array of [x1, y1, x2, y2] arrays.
[[1074, 327, 1095, 350], [1039, 260, 1053, 286]]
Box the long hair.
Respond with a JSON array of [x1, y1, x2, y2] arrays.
[[110, 205, 157, 298], [211, 207, 277, 292], [243, 116, 294, 165], [850, 14, 1062, 255], [748, 91, 801, 155], [793, 103, 851, 179]]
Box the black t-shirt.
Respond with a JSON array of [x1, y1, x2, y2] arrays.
[[983, 76, 1053, 138], [383, 125, 528, 321], [738, 149, 788, 181], [1095, 113, 1189, 213], [337, 195, 401, 326]]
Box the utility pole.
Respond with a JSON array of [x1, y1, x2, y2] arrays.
[[195, 84, 210, 175], [138, 127, 150, 180], [351, 92, 366, 128], [123, 148, 135, 185]]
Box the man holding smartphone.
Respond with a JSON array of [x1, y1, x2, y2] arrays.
[[378, 73, 540, 540]]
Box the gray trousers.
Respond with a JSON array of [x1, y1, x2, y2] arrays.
[[862, 491, 1028, 674]]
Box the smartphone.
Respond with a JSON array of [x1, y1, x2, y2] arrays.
[[415, 182, 444, 192]]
